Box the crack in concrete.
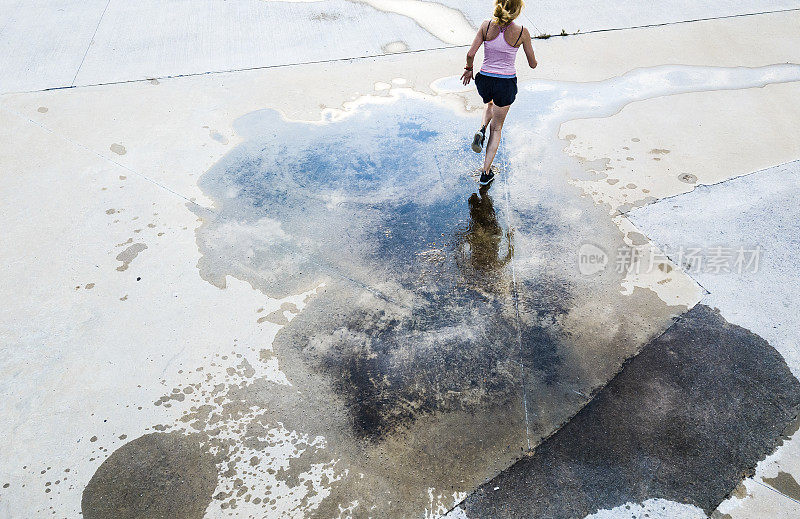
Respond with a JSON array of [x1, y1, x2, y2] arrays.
[[754, 479, 800, 507], [70, 0, 113, 88]]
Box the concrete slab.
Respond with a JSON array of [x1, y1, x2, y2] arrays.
[[0, 0, 108, 93], [459, 304, 800, 518], [0, 108, 294, 518], [524, 0, 800, 36], [629, 160, 800, 519], [559, 82, 800, 215], [72, 0, 448, 86], [525, 9, 800, 83], [4, 1, 800, 92], [2, 6, 800, 519], [629, 161, 800, 380]]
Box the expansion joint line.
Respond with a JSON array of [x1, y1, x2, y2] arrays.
[[755, 477, 800, 507], [497, 147, 533, 452], [71, 0, 113, 87], [4, 7, 798, 97]]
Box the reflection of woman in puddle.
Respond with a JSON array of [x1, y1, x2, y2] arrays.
[[456, 186, 513, 274], [461, 0, 537, 186]]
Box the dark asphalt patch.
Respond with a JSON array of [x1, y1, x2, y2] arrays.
[[462, 304, 800, 518]]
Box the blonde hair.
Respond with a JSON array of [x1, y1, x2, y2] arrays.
[[493, 0, 524, 25]]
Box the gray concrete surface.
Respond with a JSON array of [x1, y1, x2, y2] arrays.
[[2, 2, 800, 518], [629, 160, 800, 518], [2, 0, 799, 92], [629, 161, 800, 376], [459, 304, 800, 518]]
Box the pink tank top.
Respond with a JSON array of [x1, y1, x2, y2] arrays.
[[480, 22, 523, 77]]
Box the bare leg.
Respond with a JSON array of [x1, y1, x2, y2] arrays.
[[481, 101, 493, 131], [483, 103, 510, 173]]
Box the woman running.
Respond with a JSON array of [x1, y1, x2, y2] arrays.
[[461, 0, 537, 186]]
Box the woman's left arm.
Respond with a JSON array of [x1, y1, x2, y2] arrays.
[[521, 28, 538, 69], [462, 23, 487, 85]]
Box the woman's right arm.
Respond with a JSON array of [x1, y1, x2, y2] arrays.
[[462, 21, 488, 85], [521, 28, 538, 69]]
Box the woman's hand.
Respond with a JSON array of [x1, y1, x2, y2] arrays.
[[461, 68, 473, 85]]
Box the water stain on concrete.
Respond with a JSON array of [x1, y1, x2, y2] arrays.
[[115, 243, 147, 272], [193, 99, 566, 442], [781, 413, 800, 440], [109, 143, 127, 155], [349, 0, 474, 44], [462, 304, 800, 518], [762, 471, 800, 502], [81, 432, 217, 519], [88, 352, 346, 516], [731, 482, 748, 499], [209, 129, 229, 145], [183, 91, 690, 514], [311, 11, 340, 21], [256, 301, 298, 325], [617, 196, 659, 213], [37, 106, 48, 113], [626, 231, 649, 246], [263, 0, 474, 44], [382, 40, 409, 53]]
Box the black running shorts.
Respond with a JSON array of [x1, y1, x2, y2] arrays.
[[474, 72, 518, 107]]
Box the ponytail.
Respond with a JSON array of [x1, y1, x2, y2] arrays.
[[493, 0, 525, 26]]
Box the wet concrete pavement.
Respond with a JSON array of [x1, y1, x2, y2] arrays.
[[460, 304, 800, 518], [3, 3, 800, 519], [170, 88, 691, 515], [629, 160, 800, 518]]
